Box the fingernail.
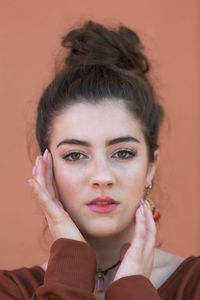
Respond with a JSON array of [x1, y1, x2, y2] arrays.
[[32, 166, 37, 176], [43, 149, 48, 161], [145, 200, 151, 209], [139, 204, 144, 216], [27, 179, 34, 187], [140, 199, 145, 205], [35, 156, 40, 167]]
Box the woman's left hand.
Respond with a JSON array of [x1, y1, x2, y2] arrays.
[[113, 200, 156, 281]]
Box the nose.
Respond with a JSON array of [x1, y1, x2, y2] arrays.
[[89, 159, 116, 189]]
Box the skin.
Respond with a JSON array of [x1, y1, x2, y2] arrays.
[[28, 100, 160, 290]]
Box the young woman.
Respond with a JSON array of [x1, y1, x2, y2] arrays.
[[0, 21, 199, 300]]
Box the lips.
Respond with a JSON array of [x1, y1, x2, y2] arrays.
[[87, 197, 119, 213], [87, 197, 118, 205]]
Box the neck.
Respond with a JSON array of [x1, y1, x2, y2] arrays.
[[83, 219, 135, 270]]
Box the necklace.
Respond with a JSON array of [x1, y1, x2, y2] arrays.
[[96, 259, 121, 292]]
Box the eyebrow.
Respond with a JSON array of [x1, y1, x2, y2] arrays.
[[56, 136, 140, 148]]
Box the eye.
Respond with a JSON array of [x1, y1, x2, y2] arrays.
[[62, 152, 86, 161], [112, 149, 137, 160]]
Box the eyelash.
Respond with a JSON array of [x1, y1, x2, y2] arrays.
[[62, 149, 137, 162]]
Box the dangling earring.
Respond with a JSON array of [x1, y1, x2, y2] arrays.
[[145, 184, 160, 222]]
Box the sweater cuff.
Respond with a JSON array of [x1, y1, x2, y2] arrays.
[[106, 275, 161, 299], [44, 238, 97, 292]]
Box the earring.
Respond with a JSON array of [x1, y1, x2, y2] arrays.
[[145, 184, 160, 222]]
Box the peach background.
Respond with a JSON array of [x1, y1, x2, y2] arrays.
[[0, 0, 199, 269]]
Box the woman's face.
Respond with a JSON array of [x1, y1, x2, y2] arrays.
[[49, 100, 158, 237]]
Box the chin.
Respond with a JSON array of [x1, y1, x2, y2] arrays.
[[83, 230, 121, 239], [81, 220, 132, 238]]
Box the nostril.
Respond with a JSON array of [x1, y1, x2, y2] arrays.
[[91, 181, 114, 188], [89, 170, 116, 187]]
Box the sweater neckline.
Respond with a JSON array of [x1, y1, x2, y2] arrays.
[[157, 256, 196, 292], [34, 255, 197, 292]]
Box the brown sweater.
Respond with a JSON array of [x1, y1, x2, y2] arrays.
[[0, 238, 199, 299]]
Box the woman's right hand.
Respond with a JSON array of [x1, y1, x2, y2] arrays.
[[28, 149, 86, 244]]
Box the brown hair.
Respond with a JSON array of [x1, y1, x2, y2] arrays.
[[36, 20, 164, 162]]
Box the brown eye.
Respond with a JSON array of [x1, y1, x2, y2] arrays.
[[63, 152, 85, 161], [113, 150, 136, 160]]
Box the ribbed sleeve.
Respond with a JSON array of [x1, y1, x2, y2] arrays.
[[106, 275, 161, 300], [32, 238, 97, 299]]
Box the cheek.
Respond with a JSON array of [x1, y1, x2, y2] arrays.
[[53, 165, 81, 206], [122, 164, 148, 195]]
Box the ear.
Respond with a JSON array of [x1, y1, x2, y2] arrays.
[[145, 150, 160, 187]]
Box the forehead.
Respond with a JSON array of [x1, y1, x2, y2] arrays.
[[50, 100, 144, 145]]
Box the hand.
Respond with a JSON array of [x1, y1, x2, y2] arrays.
[[113, 200, 156, 281], [28, 149, 86, 244]]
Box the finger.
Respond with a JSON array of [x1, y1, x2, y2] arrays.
[[32, 155, 41, 177], [28, 177, 65, 222], [44, 151, 55, 197], [129, 203, 147, 256], [45, 151, 53, 184], [34, 156, 47, 188], [34, 151, 55, 198], [143, 200, 157, 255]]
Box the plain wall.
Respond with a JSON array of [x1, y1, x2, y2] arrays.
[[0, 0, 199, 269]]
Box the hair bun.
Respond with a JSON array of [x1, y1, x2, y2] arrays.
[[61, 21, 149, 73]]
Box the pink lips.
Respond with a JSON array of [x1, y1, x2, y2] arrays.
[[87, 197, 119, 213]]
